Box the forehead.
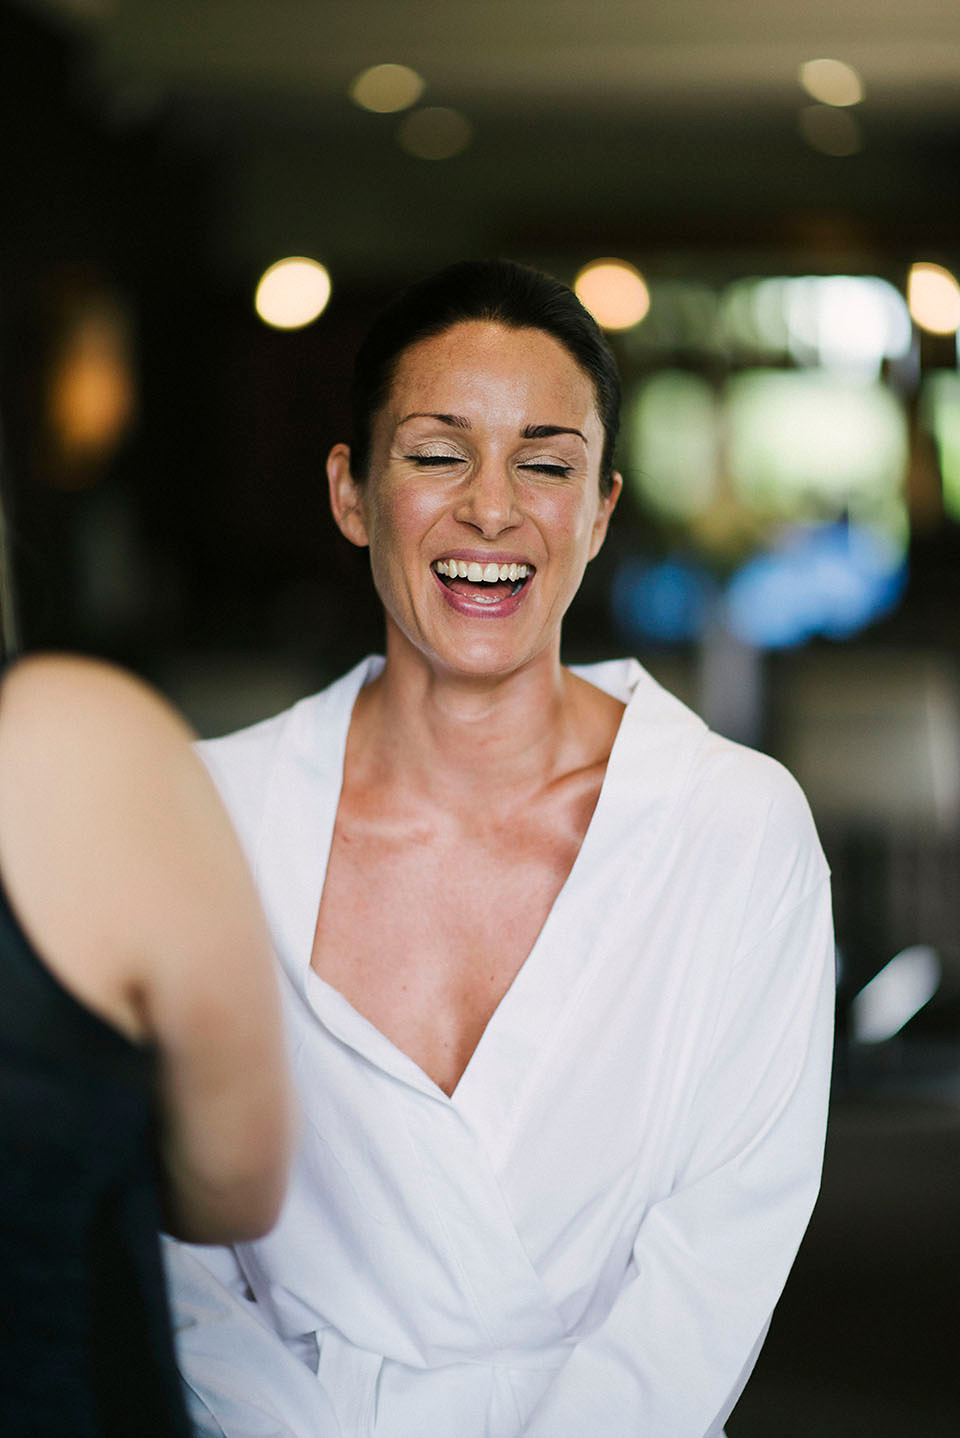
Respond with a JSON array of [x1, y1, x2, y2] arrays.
[[383, 320, 600, 433]]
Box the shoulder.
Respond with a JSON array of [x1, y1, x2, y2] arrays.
[[0, 649, 182, 716], [692, 730, 822, 851], [0, 653, 217, 896], [196, 657, 378, 825], [593, 655, 821, 851], [689, 728, 819, 837], [0, 656, 215, 1035], [198, 703, 296, 785], [683, 731, 830, 952], [586, 654, 816, 836], [0, 653, 193, 795], [590, 657, 829, 940]]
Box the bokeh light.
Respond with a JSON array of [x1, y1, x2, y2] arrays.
[[920, 371, 960, 522], [397, 107, 472, 159], [716, 275, 910, 373], [725, 369, 908, 523], [254, 257, 332, 330], [783, 275, 911, 374], [799, 105, 862, 156], [48, 297, 136, 476], [611, 556, 717, 645], [349, 63, 424, 114], [725, 520, 907, 649], [799, 58, 864, 107], [850, 946, 940, 1044], [574, 259, 650, 331], [907, 261, 960, 335], [627, 371, 716, 519]]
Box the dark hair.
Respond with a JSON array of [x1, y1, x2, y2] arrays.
[[348, 259, 621, 496]]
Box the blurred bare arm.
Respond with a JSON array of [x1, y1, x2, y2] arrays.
[[0, 654, 296, 1243]]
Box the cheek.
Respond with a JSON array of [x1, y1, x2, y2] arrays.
[[365, 483, 440, 563], [539, 490, 602, 551]]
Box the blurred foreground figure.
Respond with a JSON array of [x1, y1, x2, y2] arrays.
[[167, 260, 835, 1437], [0, 557, 295, 1431]]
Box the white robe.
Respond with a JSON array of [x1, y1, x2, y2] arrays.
[[165, 656, 834, 1438]]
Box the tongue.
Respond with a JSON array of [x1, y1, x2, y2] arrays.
[[446, 578, 515, 601]]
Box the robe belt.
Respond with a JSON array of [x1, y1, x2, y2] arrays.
[[315, 1328, 573, 1436]]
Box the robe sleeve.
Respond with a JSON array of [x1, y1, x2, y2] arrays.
[[521, 877, 835, 1437], [162, 1239, 343, 1438]]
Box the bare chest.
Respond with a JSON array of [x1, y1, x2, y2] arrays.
[[310, 789, 598, 1095]]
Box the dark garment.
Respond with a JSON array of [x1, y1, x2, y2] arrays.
[[0, 877, 191, 1437]]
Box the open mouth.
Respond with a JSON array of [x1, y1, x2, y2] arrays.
[[433, 559, 532, 598]]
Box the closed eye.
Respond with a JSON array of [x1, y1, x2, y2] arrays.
[[405, 454, 466, 467], [519, 462, 573, 477]]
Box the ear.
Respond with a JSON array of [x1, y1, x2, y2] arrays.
[[327, 444, 369, 548], [588, 471, 623, 561]]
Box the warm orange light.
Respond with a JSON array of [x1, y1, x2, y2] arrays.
[[907, 262, 960, 335], [574, 259, 650, 331], [49, 304, 136, 464], [255, 257, 331, 330]]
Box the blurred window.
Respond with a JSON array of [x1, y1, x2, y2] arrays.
[[725, 369, 908, 532], [714, 275, 910, 373]]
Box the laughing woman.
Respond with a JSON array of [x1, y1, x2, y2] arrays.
[[167, 260, 834, 1438]]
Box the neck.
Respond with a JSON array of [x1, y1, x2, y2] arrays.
[[353, 639, 582, 805]]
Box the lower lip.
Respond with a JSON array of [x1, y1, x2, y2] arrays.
[[433, 571, 532, 619]]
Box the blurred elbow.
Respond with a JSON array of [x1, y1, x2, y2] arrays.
[[160, 1099, 298, 1245]]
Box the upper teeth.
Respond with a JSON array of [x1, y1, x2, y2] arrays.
[[436, 560, 530, 583]]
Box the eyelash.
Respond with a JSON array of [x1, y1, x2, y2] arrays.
[[405, 455, 573, 477]]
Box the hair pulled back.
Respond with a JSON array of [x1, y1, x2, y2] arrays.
[[347, 259, 621, 496]]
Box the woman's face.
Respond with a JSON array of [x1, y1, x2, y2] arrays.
[[328, 320, 621, 681]]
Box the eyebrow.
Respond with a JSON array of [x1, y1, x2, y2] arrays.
[[521, 423, 587, 443], [398, 413, 586, 443], [398, 412, 471, 429]]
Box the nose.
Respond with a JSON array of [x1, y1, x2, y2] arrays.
[[454, 458, 521, 538]]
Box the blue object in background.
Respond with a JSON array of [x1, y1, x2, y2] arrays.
[[611, 555, 717, 644], [611, 520, 907, 650], [724, 519, 907, 649]]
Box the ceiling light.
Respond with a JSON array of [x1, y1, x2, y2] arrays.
[[397, 107, 472, 160], [907, 262, 960, 335], [349, 63, 424, 114], [799, 58, 864, 107], [574, 259, 650, 331], [798, 105, 862, 157], [255, 258, 332, 330]]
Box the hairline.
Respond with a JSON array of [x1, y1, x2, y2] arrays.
[[358, 314, 615, 495]]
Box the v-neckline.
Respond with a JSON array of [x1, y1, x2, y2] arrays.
[[257, 655, 698, 1148], [301, 660, 631, 1101]]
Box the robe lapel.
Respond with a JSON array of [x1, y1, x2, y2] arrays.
[[451, 664, 706, 1163]]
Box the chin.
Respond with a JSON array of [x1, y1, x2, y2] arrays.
[[433, 638, 555, 683], [386, 609, 560, 681]]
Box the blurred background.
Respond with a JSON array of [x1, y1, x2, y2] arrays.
[[2, 1, 959, 1430]]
